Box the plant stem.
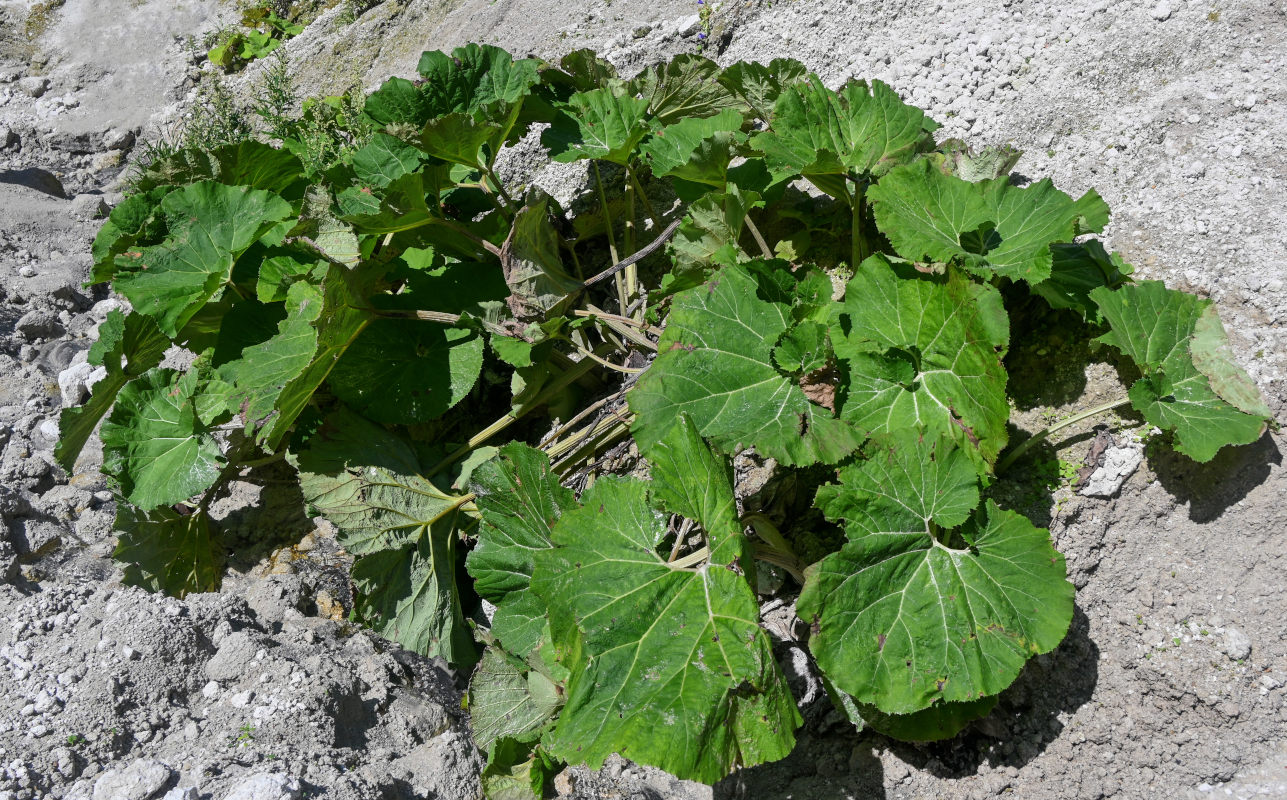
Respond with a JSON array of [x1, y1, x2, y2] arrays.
[[997, 397, 1134, 475], [483, 165, 518, 212], [438, 218, 503, 258], [429, 348, 608, 477], [848, 176, 869, 268], [743, 214, 774, 259], [592, 161, 629, 315], [624, 167, 638, 302], [573, 342, 646, 374], [742, 514, 806, 584], [668, 518, 696, 563], [551, 417, 633, 474], [626, 163, 663, 229]]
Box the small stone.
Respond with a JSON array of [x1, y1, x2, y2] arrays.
[[162, 789, 199, 800], [1242, 94, 1257, 109], [632, 24, 652, 38], [38, 419, 59, 440], [221, 773, 301, 800], [1224, 628, 1252, 660], [1151, 1, 1172, 20], [92, 759, 174, 800], [676, 13, 702, 36], [71, 193, 110, 220], [15, 309, 64, 340], [1184, 160, 1206, 178], [19, 266, 37, 278], [18, 76, 49, 98], [202, 681, 220, 700]]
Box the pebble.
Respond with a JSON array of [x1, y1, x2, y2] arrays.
[[1225, 628, 1252, 660], [18, 266, 36, 278], [17, 76, 49, 98], [1151, 2, 1172, 21], [221, 773, 302, 800], [92, 759, 174, 800]]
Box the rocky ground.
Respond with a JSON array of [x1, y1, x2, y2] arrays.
[[1, 0, 1285, 798]]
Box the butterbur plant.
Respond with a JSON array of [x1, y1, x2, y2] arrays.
[[63, 44, 1270, 794]]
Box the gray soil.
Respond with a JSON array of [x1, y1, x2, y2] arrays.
[[1, 0, 1285, 798]]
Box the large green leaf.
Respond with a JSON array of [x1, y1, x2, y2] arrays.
[[1032, 240, 1133, 319], [470, 647, 561, 754], [350, 509, 476, 665], [479, 736, 559, 800], [327, 319, 484, 425], [750, 77, 933, 181], [364, 76, 432, 127], [639, 108, 746, 187], [338, 172, 436, 234], [90, 187, 174, 282], [1090, 282, 1268, 461], [717, 58, 810, 122], [666, 186, 759, 279], [800, 433, 1074, 714], [351, 133, 425, 188], [642, 413, 739, 544], [531, 433, 799, 781], [627, 53, 738, 125], [420, 111, 502, 169], [114, 504, 223, 598], [222, 265, 373, 449], [541, 88, 652, 165], [218, 281, 325, 426], [56, 311, 169, 471], [100, 369, 225, 510], [130, 140, 305, 196], [417, 44, 541, 121], [630, 263, 861, 466], [111, 182, 293, 336], [467, 444, 573, 601], [294, 409, 474, 555], [467, 444, 575, 658], [868, 159, 1101, 284], [831, 255, 1011, 464]]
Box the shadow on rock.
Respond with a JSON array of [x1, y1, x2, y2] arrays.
[[1148, 430, 1281, 523], [0, 166, 66, 198], [886, 604, 1099, 778]]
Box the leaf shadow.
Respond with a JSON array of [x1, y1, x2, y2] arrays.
[[1002, 297, 1099, 413], [882, 603, 1099, 778], [1148, 429, 1281, 523]]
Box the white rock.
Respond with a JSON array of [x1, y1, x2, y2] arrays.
[[675, 14, 702, 36], [1243, 94, 1257, 109], [1225, 628, 1252, 660], [39, 419, 60, 440], [1151, 1, 1172, 20], [59, 360, 107, 408], [161, 789, 199, 800], [1184, 160, 1206, 178], [1079, 444, 1145, 497], [18, 266, 36, 278], [220, 773, 301, 800], [92, 759, 173, 800]]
